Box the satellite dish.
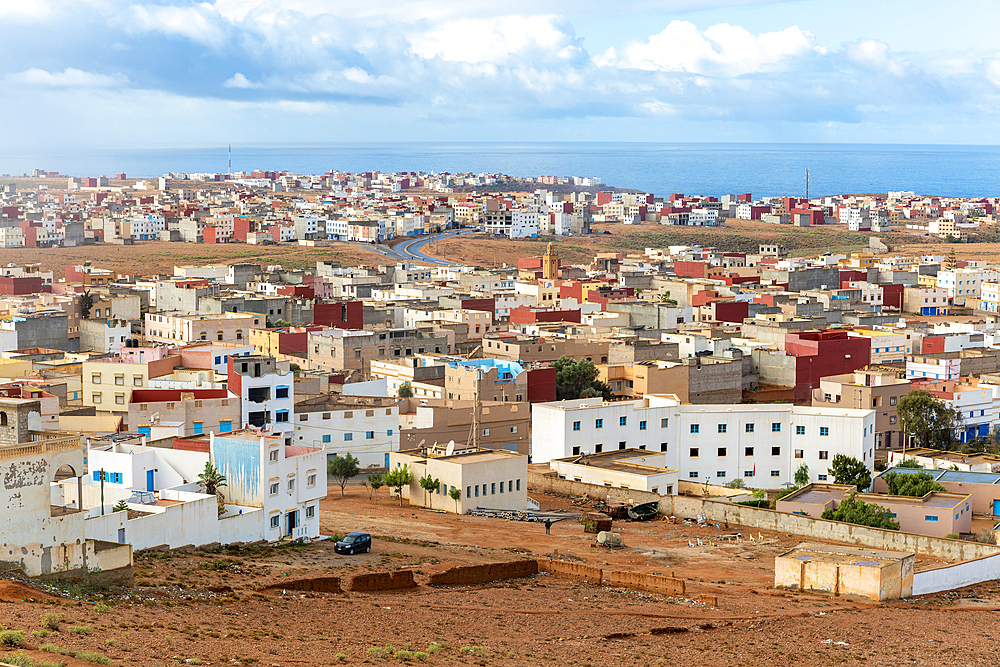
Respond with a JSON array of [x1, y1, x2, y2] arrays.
[[445, 440, 456, 455], [418, 439, 426, 447]]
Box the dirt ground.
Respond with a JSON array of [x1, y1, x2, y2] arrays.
[[1, 489, 998, 666], [0, 241, 383, 278]]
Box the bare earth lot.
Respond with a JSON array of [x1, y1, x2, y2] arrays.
[[1, 489, 999, 666]]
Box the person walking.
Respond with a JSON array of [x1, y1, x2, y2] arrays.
[[544, 518, 553, 535]]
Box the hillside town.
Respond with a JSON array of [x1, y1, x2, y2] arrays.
[[4, 170, 1000, 664]]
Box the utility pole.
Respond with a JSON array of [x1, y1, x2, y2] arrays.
[[228, 145, 232, 176], [805, 167, 810, 201]]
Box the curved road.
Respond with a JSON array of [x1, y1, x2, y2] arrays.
[[391, 229, 477, 266]]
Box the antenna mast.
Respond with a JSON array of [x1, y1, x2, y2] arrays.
[[228, 145, 232, 176], [805, 167, 810, 201]]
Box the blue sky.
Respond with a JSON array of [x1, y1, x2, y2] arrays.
[[3, 0, 1000, 149]]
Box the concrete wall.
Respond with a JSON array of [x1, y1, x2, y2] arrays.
[[538, 558, 686, 595], [666, 495, 1000, 561], [527, 470, 663, 506], [537, 558, 602, 584], [912, 552, 1000, 595]]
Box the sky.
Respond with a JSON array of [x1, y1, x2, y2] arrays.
[[3, 0, 1000, 149]]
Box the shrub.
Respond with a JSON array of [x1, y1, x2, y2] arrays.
[[41, 613, 61, 630], [1, 653, 61, 667], [30, 630, 49, 638], [76, 651, 114, 666], [414, 652, 429, 660], [393, 650, 413, 661], [68, 626, 92, 635], [94, 603, 110, 613], [334, 654, 349, 661], [0, 629, 25, 646], [426, 643, 442, 654], [978, 528, 997, 545], [945, 534, 959, 540]]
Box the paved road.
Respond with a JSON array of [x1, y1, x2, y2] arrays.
[[391, 229, 477, 266]]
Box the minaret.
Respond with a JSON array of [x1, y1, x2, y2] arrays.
[[541, 242, 558, 280]]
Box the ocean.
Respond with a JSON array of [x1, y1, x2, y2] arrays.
[[2, 143, 1000, 199]]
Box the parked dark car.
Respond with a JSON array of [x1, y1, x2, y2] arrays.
[[334, 532, 371, 555]]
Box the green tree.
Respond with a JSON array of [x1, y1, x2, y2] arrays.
[[198, 462, 227, 497], [397, 381, 414, 398], [794, 464, 810, 486], [113, 499, 129, 513], [946, 247, 958, 269], [367, 471, 384, 502], [897, 390, 963, 450], [384, 465, 414, 507], [829, 454, 872, 491], [418, 473, 440, 507], [79, 291, 93, 319], [327, 453, 360, 497], [553, 356, 612, 401], [821, 493, 899, 530], [883, 471, 946, 497], [726, 478, 745, 489], [896, 458, 922, 468], [449, 486, 462, 512]]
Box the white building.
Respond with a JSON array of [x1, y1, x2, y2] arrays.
[[531, 395, 876, 488], [294, 395, 400, 468], [0, 227, 25, 248], [228, 355, 295, 440], [550, 449, 679, 495]]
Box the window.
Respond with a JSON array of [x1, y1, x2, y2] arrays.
[[307, 473, 316, 487], [690, 424, 700, 434], [344, 433, 353, 441], [482, 484, 488, 496], [305, 505, 315, 519], [133, 375, 143, 387], [639, 421, 647, 431], [510, 426, 517, 434], [482, 428, 490, 437], [890, 396, 897, 406], [595, 419, 603, 429], [745, 423, 754, 433], [92, 392, 102, 404], [772, 423, 781, 432], [819, 451, 829, 460], [820, 427, 829, 437], [661, 418, 668, 428], [794, 449, 803, 459], [689, 471, 699, 478], [91, 373, 101, 384], [572, 446, 580, 455], [300, 414, 308, 422], [595, 444, 603, 453], [573, 421, 581, 431], [275, 411, 289, 423], [115, 394, 124, 405], [288, 478, 295, 491], [620, 416, 627, 426], [744, 446, 754, 456], [771, 446, 780, 456], [467, 485, 472, 498], [269, 449, 279, 462], [744, 470, 753, 477], [322, 435, 331, 443], [270, 482, 279, 495], [717, 424, 727, 434], [717, 471, 726, 478], [660, 443, 668, 452], [689, 447, 699, 458], [718, 447, 727, 457], [771, 470, 780, 477], [276, 386, 289, 399], [516, 479, 521, 491], [818, 474, 827, 481], [924, 515, 939, 522], [220, 420, 232, 433], [114, 374, 124, 385], [795, 425, 805, 435], [270, 514, 280, 528]]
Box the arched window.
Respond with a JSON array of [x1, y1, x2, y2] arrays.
[[0, 412, 8, 426]]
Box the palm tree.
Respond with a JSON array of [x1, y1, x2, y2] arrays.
[[198, 462, 227, 497]]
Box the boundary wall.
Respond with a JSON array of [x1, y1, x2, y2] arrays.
[[348, 570, 416, 592], [428, 560, 538, 586], [912, 552, 1000, 596]]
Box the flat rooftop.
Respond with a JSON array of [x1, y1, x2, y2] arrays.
[[778, 542, 913, 567]]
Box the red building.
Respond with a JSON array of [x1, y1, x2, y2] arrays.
[[0, 276, 43, 295], [785, 330, 871, 403], [525, 366, 558, 403], [314, 301, 364, 330], [509, 306, 581, 325]]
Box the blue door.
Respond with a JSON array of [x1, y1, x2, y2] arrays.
[[384, 453, 390, 469], [146, 470, 154, 492], [117, 528, 125, 544], [994, 499, 1000, 516]]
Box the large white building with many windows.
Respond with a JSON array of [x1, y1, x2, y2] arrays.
[[530, 395, 876, 489]]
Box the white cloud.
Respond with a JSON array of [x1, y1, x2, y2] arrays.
[[223, 72, 263, 88], [125, 2, 226, 48], [597, 20, 820, 77], [985, 58, 1000, 89], [7, 67, 128, 88], [410, 15, 582, 64], [844, 38, 908, 76], [0, 0, 51, 20]]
